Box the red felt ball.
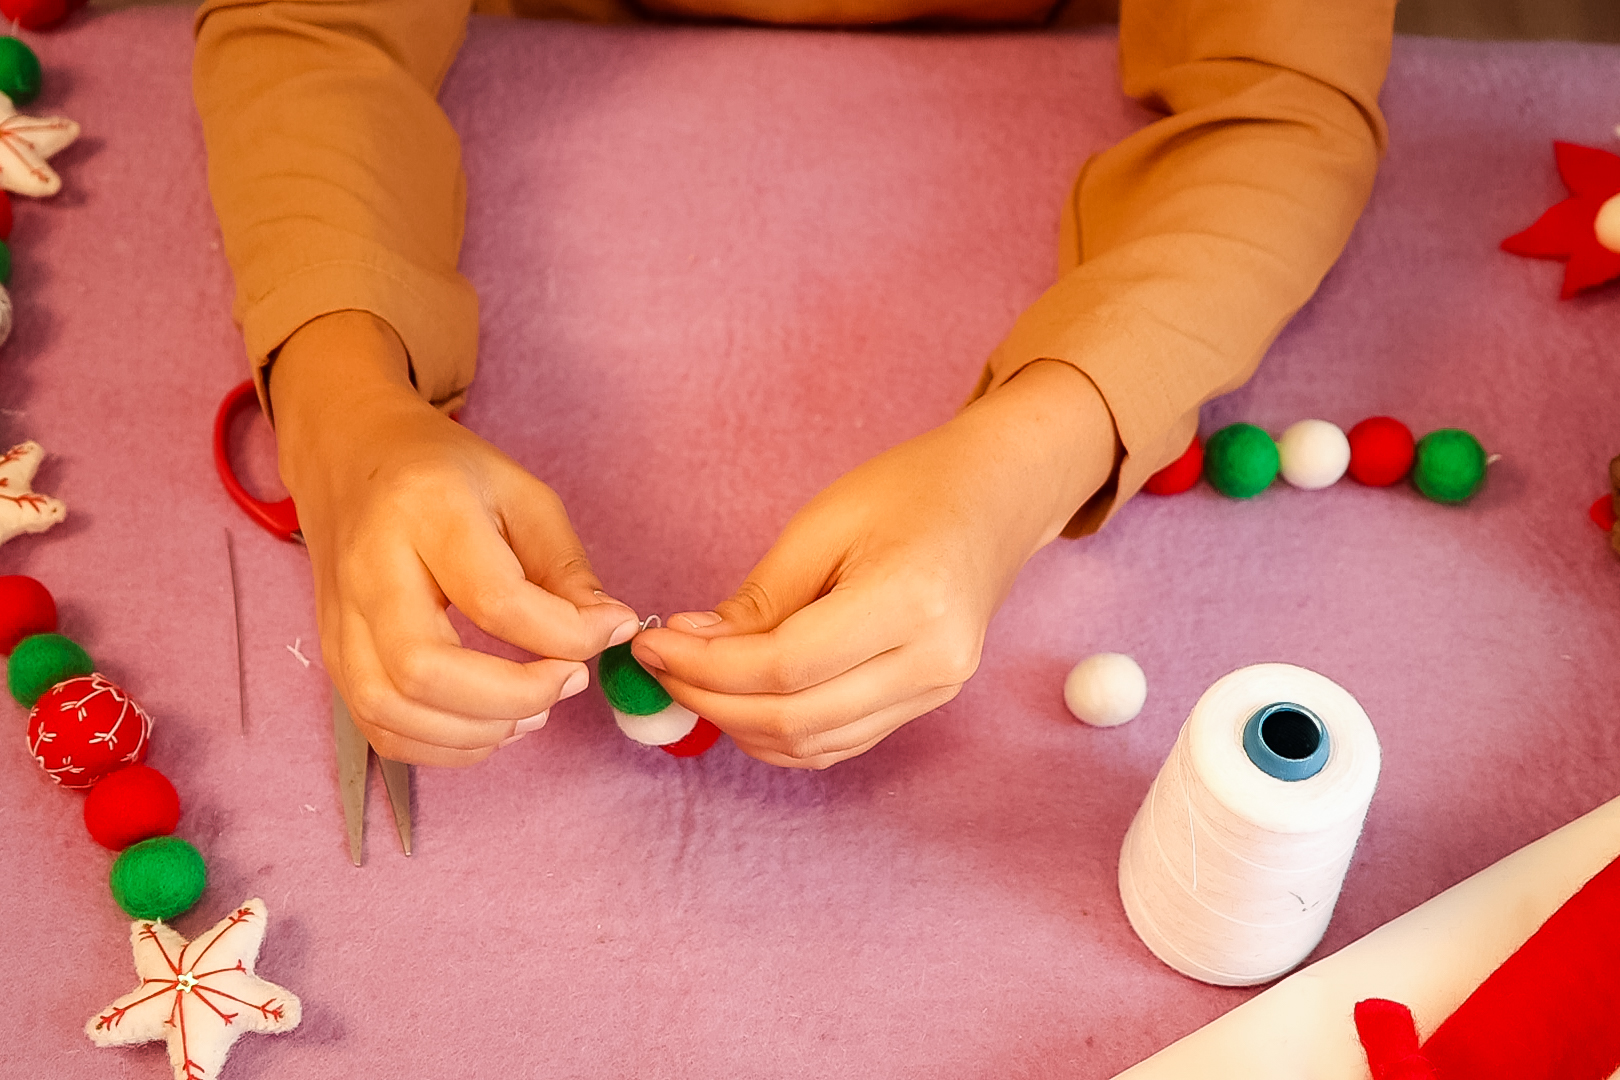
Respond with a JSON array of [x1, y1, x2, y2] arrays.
[[1591, 494, 1617, 532], [0, 0, 85, 31], [1346, 416, 1416, 487], [83, 764, 181, 850], [0, 574, 56, 655], [27, 674, 151, 790], [660, 716, 722, 758], [0, 189, 13, 241], [1143, 435, 1204, 496]]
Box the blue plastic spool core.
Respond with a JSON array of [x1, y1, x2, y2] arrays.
[[1242, 701, 1330, 782]]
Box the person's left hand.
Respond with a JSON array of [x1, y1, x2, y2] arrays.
[[631, 360, 1121, 769]]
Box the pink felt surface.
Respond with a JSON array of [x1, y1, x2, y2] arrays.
[[3, 9, 1619, 1078]]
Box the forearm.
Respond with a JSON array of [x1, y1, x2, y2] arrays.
[[981, 0, 1395, 534], [193, 0, 477, 415]]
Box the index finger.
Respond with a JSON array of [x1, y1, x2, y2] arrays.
[[634, 582, 911, 696]]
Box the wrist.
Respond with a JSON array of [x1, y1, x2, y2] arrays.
[[268, 311, 419, 493], [970, 359, 1121, 545]]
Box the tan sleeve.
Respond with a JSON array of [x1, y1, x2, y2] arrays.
[[978, 0, 1395, 535], [193, 0, 478, 415]]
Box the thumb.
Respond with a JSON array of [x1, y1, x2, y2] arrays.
[[665, 526, 840, 640]]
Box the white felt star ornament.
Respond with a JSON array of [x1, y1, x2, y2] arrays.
[[0, 440, 65, 546], [87, 898, 302, 1080], [0, 90, 78, 196]]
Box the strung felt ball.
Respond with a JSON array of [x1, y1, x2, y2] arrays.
[[1413, 428, 1488, 504], [0, 37, 42, 105], [1204, 423, 1279, 498], [1143, 435, 1203, 496], [27, 673, 151, 789], [1064, 652, 1147, 728], [0, 573, 56, 654], [1346, 416, 1416, 486], [110, 836, 206, 921], [0, 0, 85, 31], [7, 630, 93, 707], [660, 717, 722, 758], [1277, 419, 1351, 490], [0, 239, 13, 285], [599, 641, 717, 753], [0, 188, 14, 240], [599, 642, 671, 716], [84, 764, 181, 850], [614, 699, 703, 747]]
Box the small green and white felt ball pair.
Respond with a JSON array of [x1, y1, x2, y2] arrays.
[[599, 641, 722, 758]]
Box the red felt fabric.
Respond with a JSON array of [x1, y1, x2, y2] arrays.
[[1355, 999, 1438, 1080], [1500, 142, 1620, 298], [1420, 854, 1620, 1080]]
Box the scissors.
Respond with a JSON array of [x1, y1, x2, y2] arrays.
[[213, 378, 413, 866]]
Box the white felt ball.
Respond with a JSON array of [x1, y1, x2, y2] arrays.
[[0, 284, 13, 349], [1277, 419, 1351, 490], [613, 701, 700, 746], [1064, 653, 1147, 728]]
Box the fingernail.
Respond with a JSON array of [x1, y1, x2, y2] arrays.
[[514, 709, 550, 734], [631, 642, 666, 672], [499, 733, 527, 748], [561, 668, 589, 699], [608, 618, 639, 647], [673, 610, 722, 630]]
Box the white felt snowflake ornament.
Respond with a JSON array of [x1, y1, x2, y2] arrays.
[[0, 90, 78, 196], [88, 898, 301, 1080], [0, 440, 65, 545]]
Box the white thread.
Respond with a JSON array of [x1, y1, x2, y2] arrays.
[[286, 638, 311, 668], [1118, 663, 1381, 987], [639, 615, 662, 631]]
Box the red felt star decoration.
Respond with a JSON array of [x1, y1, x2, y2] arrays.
[[1501, 141, 1620, 298]]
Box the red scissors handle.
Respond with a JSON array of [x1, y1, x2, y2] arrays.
[[213, 379, 303, 544]]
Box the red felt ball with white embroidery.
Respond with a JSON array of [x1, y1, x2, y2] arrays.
[[27, 673, 152, 789]]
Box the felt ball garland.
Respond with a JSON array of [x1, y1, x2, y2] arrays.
[[599, 639, 722, 756], [1142, 416, 1489, 505], [5, 576, 206, 920]]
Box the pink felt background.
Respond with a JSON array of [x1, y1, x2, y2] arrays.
[[3, 8, 1619, 1078]]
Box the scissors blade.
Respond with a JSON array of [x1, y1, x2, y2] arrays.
[[332, 688, 370, 867], [376, 754, 413, 856]]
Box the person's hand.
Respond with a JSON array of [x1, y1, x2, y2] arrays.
[[269, 311, 639, 766], [631, 360, 1120, 768]]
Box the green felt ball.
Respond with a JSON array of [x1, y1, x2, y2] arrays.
[[111, 836, 207, 921], [599, 642, 671, 716], [1204, 423, 1280, 499], [0, 38, 42, 106], [0, 240, 13, 286], [7, 632, 93, 708], [1413, 428, 1487, 504]]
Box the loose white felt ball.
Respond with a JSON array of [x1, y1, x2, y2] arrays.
[[1277, 419, 1351, 490], [1064, 653, 1147, 728]]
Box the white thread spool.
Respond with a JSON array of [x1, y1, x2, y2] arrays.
[[1117, 663, 1381, 986]]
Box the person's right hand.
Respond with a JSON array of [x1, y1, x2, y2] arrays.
[[269, 311, 639, 766]]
